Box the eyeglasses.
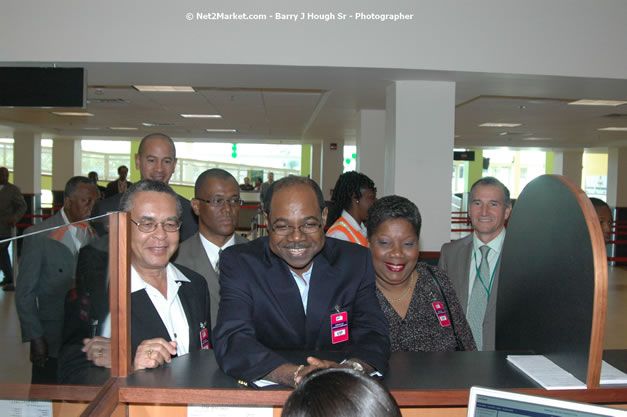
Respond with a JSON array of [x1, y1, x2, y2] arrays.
[[195, 197, 243, 208], [271, 221, 322, 236], [130, 219, 181, 233]]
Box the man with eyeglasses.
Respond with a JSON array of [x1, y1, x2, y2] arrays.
[[58, 179, 211, 384], [214, 176, 390, 388], [174, 169, 248, 329]]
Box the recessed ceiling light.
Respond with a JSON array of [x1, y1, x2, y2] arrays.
[[522, 137, 553, 141], [133, 85, 195, 92], [110, 126, 138, 130], [479, 123, 522, 128], [51, 112, 94, 117], [569, 100, 627, 106], [598, 127, 627, 131], [181, 114, 222, 119], [206, 128, 237, 133], [142, 122, 175, 127]]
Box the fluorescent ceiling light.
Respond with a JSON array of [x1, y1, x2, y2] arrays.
[[206, 128, 237, 133], [181, 114, 222, 119], [598, 127, 627, 131], [51, 112, 94, 117], [133, 85, 195, 92], [569, 99, 627, 106], [479, 123, 522, 128], [110, 126, 138, 130], [522, 137, 552, 141]]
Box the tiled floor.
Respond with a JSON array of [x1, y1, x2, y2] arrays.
[[1, 265, 626, 384]]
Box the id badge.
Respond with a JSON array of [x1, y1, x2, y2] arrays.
[[330, 311, 349, 344], [199, 322, 210, 350], [432, 301, 451, 327]]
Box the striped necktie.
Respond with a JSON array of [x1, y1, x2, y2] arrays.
[[215, 248, 222, 275], [467, 245, 490, 350]]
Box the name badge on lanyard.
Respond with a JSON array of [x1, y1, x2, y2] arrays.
[[432, 301, 451, 327], [330, 311, 349, 344], [199, 322, 210, 350]]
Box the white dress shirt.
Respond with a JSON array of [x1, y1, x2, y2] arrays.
[[199, 233, 237, 270], [468, 228, 506, 298]]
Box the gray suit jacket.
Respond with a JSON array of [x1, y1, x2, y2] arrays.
[[438, 234, 501, 351], [16, 211, 79, 357], [0, 182, 27, 237], [173, 232, 249, 329]]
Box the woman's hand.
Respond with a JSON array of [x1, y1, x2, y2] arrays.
[[82, 337, 112, 368], [132, 338, 177, 371]]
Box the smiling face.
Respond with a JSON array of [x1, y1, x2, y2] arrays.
[[192, 176, 241, 245], [369, 218, 420, 289], [469, 184, 512, 244], [265, 183, 327, 277], [135, 136, 176, 183], [129, 191, 179, 274]]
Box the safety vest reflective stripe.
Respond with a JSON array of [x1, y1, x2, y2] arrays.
[[326, 217, 368, 246]]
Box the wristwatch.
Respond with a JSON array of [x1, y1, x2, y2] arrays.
[[341, 359, 364, 373]]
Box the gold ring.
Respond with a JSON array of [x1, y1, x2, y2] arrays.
[[147, 349, 153, 359], [97, 347, 104, 357]]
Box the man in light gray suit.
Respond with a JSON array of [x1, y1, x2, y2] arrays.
[[438, 177, 512, 351], [174, 169, 248, 329], [16, 176, 99, 383]]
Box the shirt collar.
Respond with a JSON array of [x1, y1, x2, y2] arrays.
[[288, 263, 314, 283], [340, 209, 367, 236], [60, 207, 71, 225], [472, 227, 506, 254], [130, 263, 190, 294], [199, 233, 236, 265]]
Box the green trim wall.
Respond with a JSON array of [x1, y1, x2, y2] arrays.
[[301, 145, 311, 178]]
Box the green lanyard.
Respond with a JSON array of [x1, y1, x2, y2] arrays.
[[473, 249, 500, 297]]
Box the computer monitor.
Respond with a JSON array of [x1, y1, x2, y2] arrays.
[[467, 386, 627, 417]]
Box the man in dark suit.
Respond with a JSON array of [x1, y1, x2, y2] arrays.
[[438, 177, 512, 351], [214, 176, 389, 387], [104, 165, 132, 198], [59, 179, 211, 384], [174, 168, 248, 329], [91, 133, 197, 241], [16, 176, 99, 383], [0, 166, 27, 290]]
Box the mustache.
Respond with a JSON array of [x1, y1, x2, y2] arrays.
[[283, 243, 312, 250]]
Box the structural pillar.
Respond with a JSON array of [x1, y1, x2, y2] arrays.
[[52, 138, 80, 192], [13, 130, 42, 217], [553, 150, 583, 187], [384, 80, 455, 251], [356, 109, 386, 190], [320, 139, 344, 201], [607, 147, 627, 208], [310, 143, 322, 186]]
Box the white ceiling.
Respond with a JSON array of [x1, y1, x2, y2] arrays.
[[1, 63, 626, 150]]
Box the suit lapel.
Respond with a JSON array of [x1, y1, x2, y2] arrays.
[[304, 250, 336, 347], [177, 280, 201, 351], [459, 235, 474, 309], [263, 242, 306, 342], [131, 291, 170, 342]]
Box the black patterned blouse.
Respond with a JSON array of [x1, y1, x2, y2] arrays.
[[375, 262, 477, 352]]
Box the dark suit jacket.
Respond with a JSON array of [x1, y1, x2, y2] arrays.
[[91, 191, 197, 242], [58, 259, 211, 385], [438, 234, 501, 351], [213, 237, 390, 383], [173, 232, 249, 329], [104, 180, 132, 199]]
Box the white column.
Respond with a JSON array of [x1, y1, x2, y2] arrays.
[[553, 150, 583, 187], [607, 147, 627, 207], [13, 130, 41, 195], [384, 81, 455, 251], [320, 139, 344, 201], [52, 138, 81, 191], [311, 142, 322, 187], [356, 109, 386, 191]]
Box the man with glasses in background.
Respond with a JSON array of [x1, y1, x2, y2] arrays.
[[214, 176, 389, 388], [174, 169, 248, 330]]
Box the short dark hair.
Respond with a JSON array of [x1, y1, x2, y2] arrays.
[[470, 176, 511, 207], [281, 368, 401, 417], [117, 165, 129, 175], [263, 176, 325, 217], [64, 176, 96, 199], [137, 133, 176, 159], [366, 195, 422, 239], [194, 168, 238, 197], [119, 179, 182, 218], [589, 197, 611, 211]]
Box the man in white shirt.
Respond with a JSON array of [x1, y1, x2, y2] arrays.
[[16, 176, 99, 383], [174, 168, 248, 329], [438, 177, 512, 351]]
